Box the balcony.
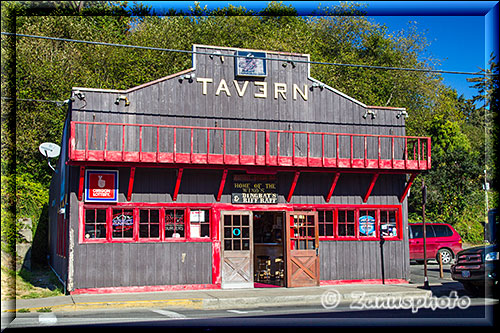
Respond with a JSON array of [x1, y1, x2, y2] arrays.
[[69, 121, 431, 171]]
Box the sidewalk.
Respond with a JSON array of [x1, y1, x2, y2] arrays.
[[1, 282, 434, 313]]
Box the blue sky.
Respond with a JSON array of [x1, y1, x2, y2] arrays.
[[139, 1, 499, 100]]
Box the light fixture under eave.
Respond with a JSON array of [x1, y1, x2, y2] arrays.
[[396, 110, 409, 119], [363, 109, 377, 119], [115, 95, 130, 106]]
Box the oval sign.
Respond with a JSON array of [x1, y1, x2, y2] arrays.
[[232, 228, 241, 237], [359, 215, 375, 236]]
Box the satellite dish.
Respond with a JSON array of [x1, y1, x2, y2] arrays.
[[39, 142, 61, 171], [39, 142, 61, 158]]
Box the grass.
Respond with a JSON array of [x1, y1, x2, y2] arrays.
[[1, 264, 65, 300]]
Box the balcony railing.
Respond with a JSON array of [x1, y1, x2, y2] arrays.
[[69, 121, 431, 171]]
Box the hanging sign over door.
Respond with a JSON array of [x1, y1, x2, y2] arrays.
[[85, 170, 119, 202], [232, 174, 278, 204]]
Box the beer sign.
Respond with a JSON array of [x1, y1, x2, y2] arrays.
[[85, 170, 119, 202]]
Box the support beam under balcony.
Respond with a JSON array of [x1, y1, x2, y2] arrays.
[[399, 173, 417, 203], [173, 168, 184, 201], [78, 166, 85, 201], [127, 167, 136, 201], [217, 169, 228, 202], [363, 173, 379, 203], [287, 171, 301, 203], [325, 172, 341, 203]]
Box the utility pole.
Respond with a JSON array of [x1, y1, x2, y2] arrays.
[[422, 178, 430, 289]]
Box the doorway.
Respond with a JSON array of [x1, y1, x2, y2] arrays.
[[253, 212, 286, 287]]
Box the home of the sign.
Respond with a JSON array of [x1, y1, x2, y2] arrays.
[[232, 175, 278, 204]]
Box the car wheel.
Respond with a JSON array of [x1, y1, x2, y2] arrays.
[[437, 248, 453, 264]]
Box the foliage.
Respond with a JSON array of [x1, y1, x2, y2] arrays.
[[1, 0, 494, 246]]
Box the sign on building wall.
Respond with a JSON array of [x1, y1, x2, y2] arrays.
[[232, 174, 278, 204], [85, 170, 119, 202], [234, 51, 267, 77]]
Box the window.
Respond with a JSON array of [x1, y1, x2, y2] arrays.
[[223, 214, 250, 251], [84, 208, 107, 239], [338, 209, 355, 237], [380, 210, 398, 237], [433, 225, 453, 237], [409, 225, 435, 239], [358, 210, 376, 237], [112, 208, 134, 239], [318, 210, 334, 237], [190, 209, 210, 238], [139, 209, 160, 239], [56, 214, 68, 257], [165, 209, 185, 238]]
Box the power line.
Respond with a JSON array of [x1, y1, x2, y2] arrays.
[[1, 31, 489, 76]]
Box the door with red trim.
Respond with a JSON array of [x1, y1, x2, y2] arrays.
[[285, 212, 319, 287], [221, 211, 253, 289]]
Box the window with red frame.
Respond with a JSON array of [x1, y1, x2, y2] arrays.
[[318, 210, 334, 237], [139, 209, 160, 239], [380, 210, 398, 238], [112, 208, 134, 239], [189, 209, 210, 238], [165, 209, 185, 238], [84, 208, 107, 240], [337, 209, 355, 237], [358, 209, 376, 237]]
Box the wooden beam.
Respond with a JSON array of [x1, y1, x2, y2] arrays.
[[126, 167, 136, 201], [363, 173, 379, 203], [173, 168, 184, 201], [399, 173, 418, 203], [216, 169, 228, 202], [287, 171, 300, 203], [78, 166, 85, 201], [325, 172, 340, 203]]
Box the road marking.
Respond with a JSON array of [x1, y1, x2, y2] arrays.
[[38, 313, 57, 325], [150, 309, 186, 319], [227, 309, 264, 314]]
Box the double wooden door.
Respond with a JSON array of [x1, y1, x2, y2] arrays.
[[221, 211, 253, 289], [285, 211, 320, 287]]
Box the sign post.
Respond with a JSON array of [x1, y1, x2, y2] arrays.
[[422, 178, 430, 289]]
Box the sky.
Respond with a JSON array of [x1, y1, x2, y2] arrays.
[[138, 1, 499, 100]]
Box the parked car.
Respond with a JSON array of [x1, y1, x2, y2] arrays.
[[409, 223, 463, 264], [450, 244, 498, 296], [451, 209, 498, 296]]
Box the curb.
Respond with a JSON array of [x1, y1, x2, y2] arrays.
[[3, 289, 433, 313]]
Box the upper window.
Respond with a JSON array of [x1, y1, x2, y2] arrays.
[[338, 209, 355, 237], [165, 209, 185, 238], [112, 208, 134, 239], [84, 208, 107, 240], [139, 209, 160, 239]]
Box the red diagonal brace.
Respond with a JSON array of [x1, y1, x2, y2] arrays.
[[217, 169, 228, 202], [127, 167, 136, 201], [363, 173, 379, 203], [78, 166, 85, 201], [173, 168, 183, 201], [326, 172, 340, 203], [399, 173, 417, 203], [287, 171, 300, 203]]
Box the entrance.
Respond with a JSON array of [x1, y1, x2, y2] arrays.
[[253, 212, 286, 287], [285, 211, 320, 287]]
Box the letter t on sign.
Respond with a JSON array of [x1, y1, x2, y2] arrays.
[[197, 78, 213, 95]]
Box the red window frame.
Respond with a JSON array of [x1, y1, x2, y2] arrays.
[[317, 205, 402, 241], [80, 204, 213, 244], [138, 208, 161, 241]]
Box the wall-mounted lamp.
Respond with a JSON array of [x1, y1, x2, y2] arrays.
[[310, 82, 325, 90], [209, 51, 224, 63], [179, 73, 196, 83], [396, 110, 409, 119], [363, 109, 377, 119], [73, 90, 85, 100], [115, 95, 130, 106], [282, 60, 296, 68]]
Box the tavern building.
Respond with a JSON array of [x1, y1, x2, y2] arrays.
[[48, 45, 430, 293]]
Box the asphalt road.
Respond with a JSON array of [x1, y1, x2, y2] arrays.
[[2, 262, 497, 329]]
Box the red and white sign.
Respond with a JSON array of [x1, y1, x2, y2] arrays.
[[85, 170, 118, 202]]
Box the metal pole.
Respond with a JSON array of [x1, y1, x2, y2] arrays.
[[422, 179, 430, 289]]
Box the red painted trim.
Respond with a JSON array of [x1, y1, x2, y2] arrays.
[[127, 167, 136, 201], [70, 283, 221, 295], [78, 166, 85, 201], [216, 169, 228, 202], [173, 168, 184, 201], [325, 172, 340, 203], [287, 171, 300, 202], [363, 173, 379, 203], [320, 279, 408, 285], [399, 173, 418, 203]]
